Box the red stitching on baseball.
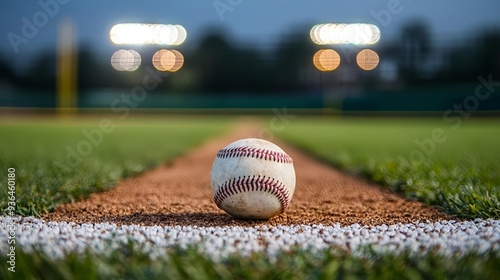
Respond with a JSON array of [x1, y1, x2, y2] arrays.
[[213, 175, 291, 211], [217, 146, 293, 163]]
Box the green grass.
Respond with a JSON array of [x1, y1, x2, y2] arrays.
[[277, 117, 500, 219], [1, 116, 499, 279], [0, 116, 230, 216], [1, 245, 499, 279]]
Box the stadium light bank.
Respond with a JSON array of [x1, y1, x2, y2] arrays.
[[310, 23, 381, 72], [109, 23, 187, 72]]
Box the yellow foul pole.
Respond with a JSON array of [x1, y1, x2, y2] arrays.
[[57, 19, 77, 115]]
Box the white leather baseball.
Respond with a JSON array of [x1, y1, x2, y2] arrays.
[[211, 138, 296, 219]]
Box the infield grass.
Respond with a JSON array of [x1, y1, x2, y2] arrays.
[[277, 117, 500, 219], [0, 116, 230, 216]]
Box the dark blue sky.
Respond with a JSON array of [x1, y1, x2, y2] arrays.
[[1, 0, 500, 69]]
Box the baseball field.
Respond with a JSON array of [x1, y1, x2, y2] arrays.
[[1, 115, 499, 279]]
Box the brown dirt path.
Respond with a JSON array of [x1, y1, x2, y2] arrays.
[[44, 122, 450, 227]]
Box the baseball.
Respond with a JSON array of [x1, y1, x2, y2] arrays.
[[211, 138, 296, 219]]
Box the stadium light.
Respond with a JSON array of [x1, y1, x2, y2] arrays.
[[313, 49, 341, 71], [109, 23, 187, 45], [152, 49, 184, 72], [111, 49, 141, 71], [310, 23, 380, 45], [356, 49, 380, 70]]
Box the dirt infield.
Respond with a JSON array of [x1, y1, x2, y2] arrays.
[[45, 123, 450, 227]]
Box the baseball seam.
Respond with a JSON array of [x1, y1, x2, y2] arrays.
[[213, 175, 291, 211], [216, 146, 293, 164]]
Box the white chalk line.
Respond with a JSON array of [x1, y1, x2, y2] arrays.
[[1, 216, 499, 261]]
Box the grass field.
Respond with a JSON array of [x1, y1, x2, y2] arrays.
[[2, 244, 499, 280], [1, 116, 499, 279], [278, 117, 500, 219]]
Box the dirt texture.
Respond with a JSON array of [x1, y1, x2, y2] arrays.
[[44, 123, 450, 227]]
